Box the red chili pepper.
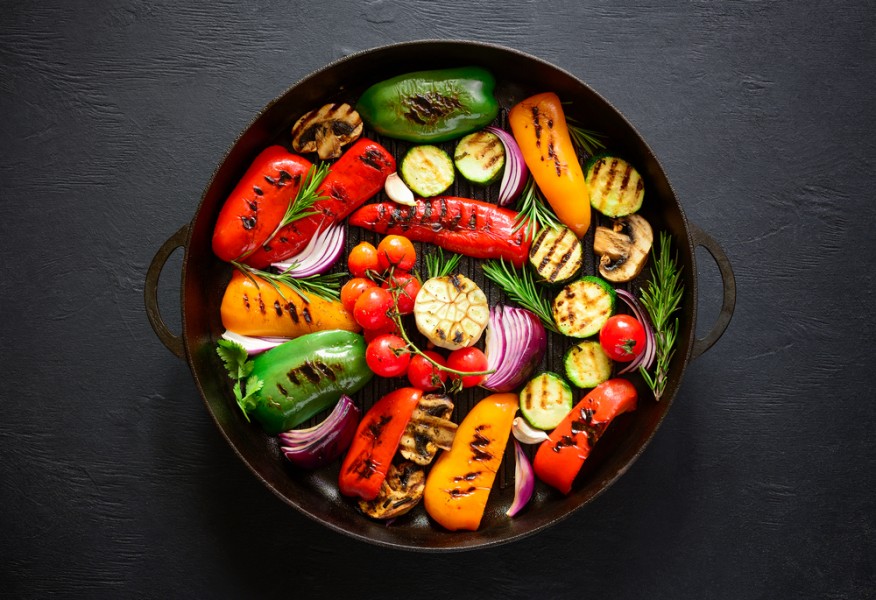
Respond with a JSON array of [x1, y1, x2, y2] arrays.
[[348, 196, 532, 267], [242, 138, 395, 268], [533, 378, 637, 495], [338, 387, 422, 501], [211, 146, 313, 263]]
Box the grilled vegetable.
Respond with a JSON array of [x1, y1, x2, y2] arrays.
[[453, 130, 504, 184], [424, 393, 518, 531], [528, 225, 583, 283], [291, 102, 363, 160], [414, 274, 490, 350], [482, 306, 547, 392], [507, 440, 535, 517], [247, 330, 373, 435], [339, 387, 423, 501], [564, 340, 613, 388], [220, 270, 359, 338], [356, 66, 499, 143], [243, 138, 395, 268], [552, 275, 616, 338], [399, 395, 457, 465], [586, 155, 645, 217], [593, 214, 653, 282], [519, 372, 574, 430], [400, 145, 455, 197], [509, 92, 591, 237], [384, 172, 416, 206], [485, 126, 528, 206], [278, 395, 360, 469], [357, 461, 426, 520], [212, 146, 312, 263], [533, 379, 637, 494], [349, 197, 532, 267]]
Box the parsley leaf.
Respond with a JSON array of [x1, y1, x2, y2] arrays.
[[216, 339, 263, 421]]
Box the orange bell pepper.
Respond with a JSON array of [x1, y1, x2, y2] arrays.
[[508, 92, 591, 237], [533, 378, 637, 495], [339, 387, 423, 500], [220, 270, 360, 338], [423, 393, 518, 531]]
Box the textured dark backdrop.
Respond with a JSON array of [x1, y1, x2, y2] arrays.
[[2, 0, 874, 598]]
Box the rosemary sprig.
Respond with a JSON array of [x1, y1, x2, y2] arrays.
[[567, 119, 606, 157], [481, 259, 560, 334], [250, 162, 330, 258], [231, 260, 344, 303], [512, 177, 561, 238], [638, 232, 684, 401], [424, 247, 462, 279]]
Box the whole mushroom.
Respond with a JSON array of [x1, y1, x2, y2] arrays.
[[593, 214, 654, 282]]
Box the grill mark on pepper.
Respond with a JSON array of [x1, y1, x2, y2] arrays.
[[253, 185, 264, 196], [422, 200, 433, 221], [470, 426, 493, 461], [276, 383, 288, 395], [285, 301, 299, 323], [314, 361, 338, 381], [402, 92, 463, 127], [278, 169, 292, 183], [438, 198, 448, 221], [298, 362, 321, 384], [466, 209, 478, 230], [360, 147, 389, 171], [302, 306, 313, 324], [242, 293, 250, 310], [453, 471, 481, 482], [286, 370, 301, 386], [247, 200, 258, 212], [264, 175, 278, 186], [449, 486, 477, 498], [273, 300, 282, 316], [240, 215, 257, 230], [368, 415, 392, 440], [258, 296, 266, 314], [531, 106, 542, 147]]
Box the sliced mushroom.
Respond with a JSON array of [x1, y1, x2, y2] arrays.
[[399, 395, 457, 466], [290, 103, 363, 160], [357, 460, 426, 520], [593, 214, 654, 283]]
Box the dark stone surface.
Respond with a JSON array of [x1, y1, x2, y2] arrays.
[[2, 0, 874, 597]]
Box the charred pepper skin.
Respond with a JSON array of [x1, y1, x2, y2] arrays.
[[247, 330, 373, 435], [355, 67, 499, 143], [348, 197, 532, 267]]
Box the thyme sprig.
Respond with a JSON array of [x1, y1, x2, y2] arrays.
[[512, 177, 560, 238], [481, 259, 560, 334], [424, 247, 462, 279], [231, 260, 344, 303], [638, 232, 684, 401]]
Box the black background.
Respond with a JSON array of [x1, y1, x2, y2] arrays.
[[2, 1, 874, 598]]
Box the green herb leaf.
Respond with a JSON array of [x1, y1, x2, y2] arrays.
[[482, 259, 560, 334], [513, 178, 560, 238], [230, 261, 344, 303], [424, 247, 463, 280], [567, 119, 606, 157], [637, 232, 684, 401], [216, 339, 262, 421]]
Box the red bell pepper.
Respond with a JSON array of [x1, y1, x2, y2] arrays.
[[338, 387, 422, 501], [348, 196, 532, 267], [533, 378, 637, 494], [242, 138, 395, 268], [211, 146, 313, 263]]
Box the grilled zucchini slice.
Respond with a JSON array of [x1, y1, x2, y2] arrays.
[[400, 145, 455, 197], [414, 274, 490, 350], [552, 276, 616, 338], [453, 130, 505, 184], [519, 372, 574, 430], [564, 340, 613, 388], [586, 155, 645, 217], [528, 225, 583, 283]]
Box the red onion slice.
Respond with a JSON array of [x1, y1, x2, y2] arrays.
[[483, 306, 547, 392], [615, 289, 657, 373], [271, 222, 345, 277], [278, 395, 360, 469], [221, 330, 288, 355], [506, 439, 535, 517], [486, 126, 528, 206]]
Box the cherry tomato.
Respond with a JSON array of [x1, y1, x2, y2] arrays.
[[365, 334, 411, 378], [407, 350, 448, 391], [353, 287, 395, 331], [363, 320, 401, 343], [599, 314, 646, 362], [381, 272, 422, 315], [348, 242, 380, 278], [446, 347, 489, 388], [377, 235, 416, 272], [341, 277, 378, 314]]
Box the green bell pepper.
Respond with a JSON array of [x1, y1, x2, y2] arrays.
[[355, 66, 499, 143], [248, 330, 372, 434]]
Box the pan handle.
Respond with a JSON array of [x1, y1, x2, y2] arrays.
[[144, 224, 189, 360], [689, 223, 736, 360]]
